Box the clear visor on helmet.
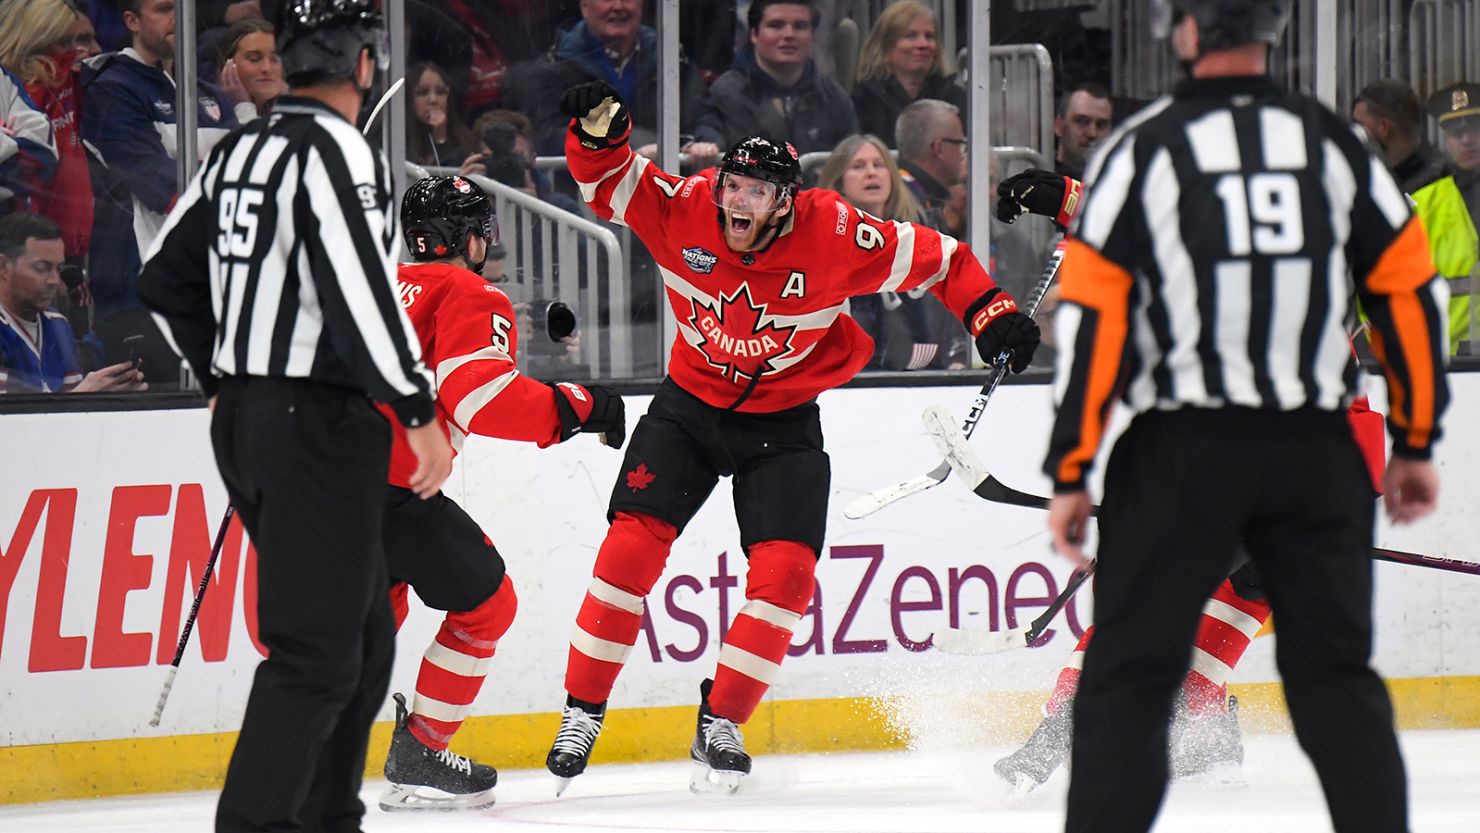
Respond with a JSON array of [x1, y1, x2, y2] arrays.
[[1149, 0, 1177, 39], [712, 172, 786, 213], [483, 211, 501, 249]]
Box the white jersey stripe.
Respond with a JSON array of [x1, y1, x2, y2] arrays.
[[1269, 258, 1314, 409], [879, 221, 918, 292], [1186, 109, 1242, 173], [1143, 148, 1207, 404], [1202, 598, 1267, 638], [1214, 261, 1259, 406], [451, 369, 521, 431]]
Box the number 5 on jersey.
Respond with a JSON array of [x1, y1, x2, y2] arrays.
[[490, 313, 513, 354]]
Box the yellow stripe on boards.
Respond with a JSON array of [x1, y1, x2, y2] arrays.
[[3, 677, 1478, 805]]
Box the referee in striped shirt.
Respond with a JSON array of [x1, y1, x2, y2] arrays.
[[137, 2, 452, 830], [1045, 2, 1448, 832]]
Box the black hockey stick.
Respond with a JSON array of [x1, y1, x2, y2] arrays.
[[963, 480, 1480, 577], [934, 560, 1096, 655], [149, 503, 235, 727], [843, 237, 1067, 520]]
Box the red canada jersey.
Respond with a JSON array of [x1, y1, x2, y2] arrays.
[[567, 129, 1002, 413], [381, 262, 565, 489]]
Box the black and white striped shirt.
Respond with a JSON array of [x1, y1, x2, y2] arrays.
[[137, 96, 434, 427], [1046, 75, 1449, 490]]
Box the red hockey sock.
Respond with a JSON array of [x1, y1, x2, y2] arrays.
[[1045, 626, 1093, 716], [389, 581, 410, 630], [708, 541, 816, 724], [1180, 579, 1272, 714], [565, 512, 676, 705], [408, 578, 518, 750]]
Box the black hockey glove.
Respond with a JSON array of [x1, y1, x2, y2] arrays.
[[965, 287, 1041, 373], [550, 382, 626, 449], [558, 81, 631, 149], [996, 169, 1083, 229]]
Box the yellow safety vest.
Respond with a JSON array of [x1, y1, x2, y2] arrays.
[[1411, 175, 1478, 354]]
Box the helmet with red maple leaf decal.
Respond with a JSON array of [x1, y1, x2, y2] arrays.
[[401, 175, 500, 273]]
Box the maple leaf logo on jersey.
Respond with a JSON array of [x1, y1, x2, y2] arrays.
[[686, 283, 797, 383], [626, 463, 656, 491]]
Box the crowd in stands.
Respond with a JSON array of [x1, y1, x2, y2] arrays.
[[2, 0, 1479, 395]]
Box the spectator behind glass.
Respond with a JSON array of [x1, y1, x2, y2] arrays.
[[1353, 79, 1446, 195], [895, 98, 968, 237], [693, 0, 857, 156], [851, 0, 964, 149], [0, 213, 144, 393], [464, 108, 583, 214], [1053, 82, 1112, 180], [216, 18, 284, 121], [1, 68, 59, 213], [817, 133, 967, 370], [82, 0, 240, 389], [407, 62, 477, 167], [0, 0, 96, 278], [504, 0, 710, 159]]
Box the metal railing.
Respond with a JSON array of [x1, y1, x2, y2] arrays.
[[414, 165, 633, 378], [1409, 0, 1480, 99]]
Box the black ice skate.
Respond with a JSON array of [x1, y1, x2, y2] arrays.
[[380, 693, 497, 811], [1170, 695, 1245, 784], [993, 704, 1073, 797], [689, 679, 752, 795], [546, 695, 606, 796]]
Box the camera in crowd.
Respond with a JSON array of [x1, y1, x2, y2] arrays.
[[480, 121, 533, 190]]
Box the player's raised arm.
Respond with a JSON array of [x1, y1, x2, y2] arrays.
[[561, 81, 691, 241], [833, 203, 1042, 373]]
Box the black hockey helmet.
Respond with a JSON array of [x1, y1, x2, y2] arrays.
[[401, 175, 498, 272], [277, 0, 387, 87], [1150, 0, 1291, 51], [718, 136, 803, 198]]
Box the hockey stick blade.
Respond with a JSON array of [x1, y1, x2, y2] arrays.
[[934, 562, 1096, 656], [842, 465, 948, 519], [844, 239, 1068, 522], [922, 404, 989, 490], [362, 76, 406, 137]]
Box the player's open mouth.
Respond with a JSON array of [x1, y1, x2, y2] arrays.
[[729, 216, 753, 234]]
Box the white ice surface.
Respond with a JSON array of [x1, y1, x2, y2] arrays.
[[4, 730, 1476, 833]]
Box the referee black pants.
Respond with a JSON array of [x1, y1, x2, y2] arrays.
[[211, 377, 397, 833], [1064, 409, 1408, 833]]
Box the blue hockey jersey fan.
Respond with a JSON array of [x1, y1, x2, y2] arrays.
[[81, 48, 237, 313], [0, 305, 82, 393]]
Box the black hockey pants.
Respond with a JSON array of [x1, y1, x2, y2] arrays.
[[212, 377, 397, 833], [1064, 408, 1408, 833]]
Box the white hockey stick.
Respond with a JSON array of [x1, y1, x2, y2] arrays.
[[842, 238, 1066, 521], [933, 561, 1096, 655], [362, 76, 406, 137]]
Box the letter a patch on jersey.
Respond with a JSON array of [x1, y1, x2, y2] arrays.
[[781, 271, 806, 299]]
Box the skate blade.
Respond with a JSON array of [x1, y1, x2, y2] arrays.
[[378, 784, 496, 812], [688, 761, 743, 795], [1177, 761, 1247, 787], [1003, 772, 1041, 800]]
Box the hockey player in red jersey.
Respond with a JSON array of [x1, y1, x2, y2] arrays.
[[543, 80, 1042, 795], [377, 175, 626, 810]]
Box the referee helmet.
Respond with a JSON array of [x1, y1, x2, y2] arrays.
[[277, 0, 387, 87], [1150, 0, 1291, 52]]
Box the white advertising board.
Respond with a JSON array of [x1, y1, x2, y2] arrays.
[[2, 378, 1478, 747]]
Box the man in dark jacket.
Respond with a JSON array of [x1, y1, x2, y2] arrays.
[[82, 0, 240, 388], [1353, 79, 1447, 195], [692, 0, 857, 155], [505, 0, 709, 156]]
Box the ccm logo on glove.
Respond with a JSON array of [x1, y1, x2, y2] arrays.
[[970, 295, 1020, 334]]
